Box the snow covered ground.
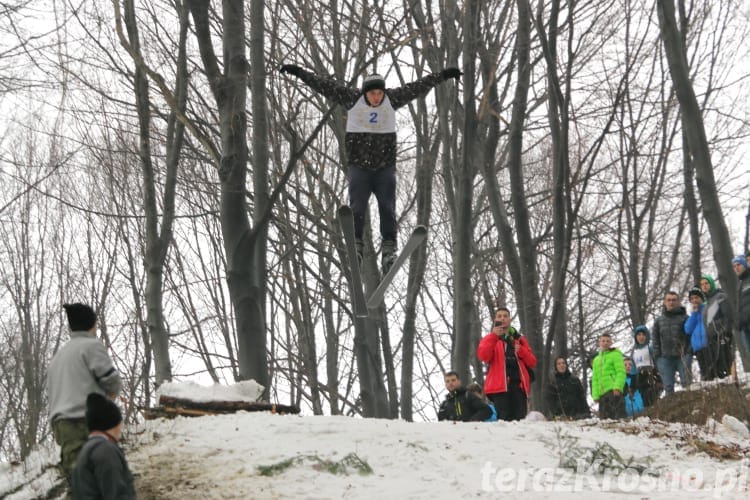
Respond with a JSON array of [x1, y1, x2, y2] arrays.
[[2, 382, 750, 499]]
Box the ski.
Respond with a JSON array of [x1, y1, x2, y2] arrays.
[[337, 205, 369, 318], [366, 226, 428, 310]]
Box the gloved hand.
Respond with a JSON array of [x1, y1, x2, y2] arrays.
[[441, 67, 462, 80], [280, 64, 303, 77]]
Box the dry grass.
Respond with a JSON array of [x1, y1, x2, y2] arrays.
[[642, 384, 750, 425]]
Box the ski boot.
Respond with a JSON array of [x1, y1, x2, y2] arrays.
[[381, 239, 397, 275]]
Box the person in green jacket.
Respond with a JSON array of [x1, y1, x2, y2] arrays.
[[592, 333, 627, 419]]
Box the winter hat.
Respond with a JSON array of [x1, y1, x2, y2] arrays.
[[732, 255, 749, 270], [85, 393, 122, 432], [63, 303, 97, 332], [633, 325, 650, 343], [362, 74, 385, 93], [688, 287, 706, 302], [700, 274, 716, 293]]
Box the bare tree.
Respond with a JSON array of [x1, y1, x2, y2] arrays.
[[656, 0, 748, 369], [185, 0, 269, 391], [111, 0, 191, 385]]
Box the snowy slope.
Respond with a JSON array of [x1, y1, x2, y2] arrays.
[[127, 412, 750, 499], [2, 381, 750, 499]]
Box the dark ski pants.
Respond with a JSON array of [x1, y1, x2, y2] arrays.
[[636, 367, 660, 407], [488, 383, 528, 421], [695, 347, 717, 381], [716, 339, 733, 378], [598, 390, 626, 419], [347, 165, 397, 241]]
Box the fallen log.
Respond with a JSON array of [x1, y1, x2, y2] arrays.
[[142, 395, 300, 420]]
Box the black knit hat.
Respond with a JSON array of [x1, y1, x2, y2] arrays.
[[63, 303, 97, 331], [86, 393, 122, 432], [688, 287, 706, 302], [362, 74, 385, 93]]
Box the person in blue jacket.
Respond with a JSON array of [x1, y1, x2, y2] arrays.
[[684, 286, 713, 380], [623, 357, 644, 417], [467, 383, 498, 422]]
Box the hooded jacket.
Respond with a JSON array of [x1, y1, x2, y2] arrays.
[[544, 369, 590, 419], [437, 387, 492, 422], [591, 348, 626, 401], [629, 326, 655, 369], [477, 328, 537, 396], [652, 305, 689, 358]]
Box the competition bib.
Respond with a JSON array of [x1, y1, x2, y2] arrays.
[[346, 95, 396, 134]]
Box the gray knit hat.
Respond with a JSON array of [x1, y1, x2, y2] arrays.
[[362, 74, 385, 93]]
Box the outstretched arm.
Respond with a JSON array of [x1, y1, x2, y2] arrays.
[[388, 68, 462, 109], [280, 65, 360, 106]]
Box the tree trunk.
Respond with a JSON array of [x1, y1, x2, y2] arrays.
[[507, 0, 544, 408], [187, 0, 270, 392], [452, 0, 480, 383], [535, 0, 570, 412], [247, 0, 271, 392], [400, 0, 459, 421], [656, 0, 746, 368], [121, 0, 188, 385], [683, 134, 702, 283]]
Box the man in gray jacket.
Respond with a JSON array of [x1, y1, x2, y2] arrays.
[[47, 303, 122, 494], [652, 291, 690, 395]]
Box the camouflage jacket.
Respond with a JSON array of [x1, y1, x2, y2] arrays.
[[294, 69, 447, 171]]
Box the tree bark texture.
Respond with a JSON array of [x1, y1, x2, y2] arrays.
[[187, 0, 270, 390]]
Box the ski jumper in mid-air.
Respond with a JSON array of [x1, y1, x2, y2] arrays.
[[279, 64, 461, 274]]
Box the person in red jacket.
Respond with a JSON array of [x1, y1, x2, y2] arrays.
[[477, 307, 537, 421]]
